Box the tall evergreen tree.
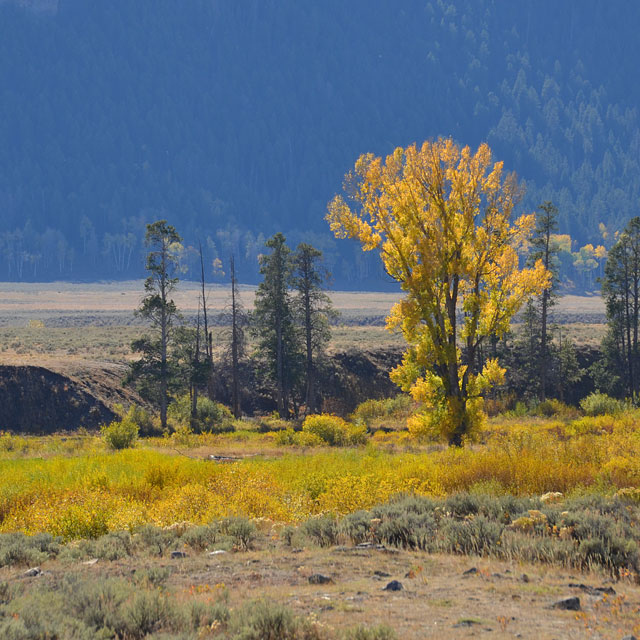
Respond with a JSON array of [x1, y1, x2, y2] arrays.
[[129, 220, 183, 429], [229, 254, 247, 418], [292, 243, 334, 414], [527, 201, 560, 400], [252, 233, 302, 418], [601, 217, 640, 397]]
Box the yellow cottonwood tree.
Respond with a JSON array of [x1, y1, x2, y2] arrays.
[[327, 139, 549, 445]]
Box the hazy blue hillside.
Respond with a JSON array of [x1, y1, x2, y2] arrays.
[[1, 0, 639, 286]]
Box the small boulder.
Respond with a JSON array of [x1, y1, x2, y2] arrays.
[[170, 550, 188, 559], [383, 580, 403, 591], [308, 574, 332, 585], [552, 596, 581, 611], [540, 491, 563, 504], [453, 619, 480, 628], [462, 567, 477, 576], [23, 567, 42, 577]]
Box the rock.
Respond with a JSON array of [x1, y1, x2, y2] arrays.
[[82, 558, 99, 566], [23, 567, 42, 577], [374, 570, 391, 578], [383, 580, 403, 591], [170, 550, 188, 559], [208, 455, 241, 463], [621, 635, 637, 640], [552, 596, 581, 611], [355, 542, 396, 553], [462, 567, 477, 576], [207, 549, 227, 556], [521, 574, 530, 583], [568, 582, 616, 596], [308, 574, 332, 585], [453, 619, 480, 628]]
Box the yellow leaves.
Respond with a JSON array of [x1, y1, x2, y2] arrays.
[[326, 195, 381, 250], [327, 137, 550, 443], [473, 359, 506, 395], [594, 245, 607, 260]]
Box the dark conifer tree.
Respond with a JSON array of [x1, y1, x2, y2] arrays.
[[601, 217, 640, 397], [292, 243, 334, 414], [527, 201, 560, 400], [252, 233, 302, 418], [128, 220, 183, 428]]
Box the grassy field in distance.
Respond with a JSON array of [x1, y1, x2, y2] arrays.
[[0, 282, 606, 356]]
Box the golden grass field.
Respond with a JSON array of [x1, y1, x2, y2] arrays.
[[2, 282, 636, 639], [1, 411, 639, 537], [0, 281, 606, 364]]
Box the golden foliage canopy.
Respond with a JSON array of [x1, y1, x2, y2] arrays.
[[327, 138, 549, 444]]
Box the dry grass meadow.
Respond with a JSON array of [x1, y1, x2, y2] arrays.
[[2, 282, 637, 639]]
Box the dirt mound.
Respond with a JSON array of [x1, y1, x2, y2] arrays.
[[322, 347, 404, 414], [0, 365, 117, 433]]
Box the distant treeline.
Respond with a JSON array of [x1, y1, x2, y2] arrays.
[[1, 0, 639, 287], [0, 220, 610, 292]]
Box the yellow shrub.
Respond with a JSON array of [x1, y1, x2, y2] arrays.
[[302, 414, 366, 446]]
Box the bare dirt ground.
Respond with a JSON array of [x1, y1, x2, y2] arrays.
[[3, 544, 638, 639]]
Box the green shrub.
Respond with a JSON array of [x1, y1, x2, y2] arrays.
[[254, 415, 290, 433], [0, 532, 59, 567], [351, 395, 413, 427], [101, 418, 138, 450], [181, 524, 218, 551], [275, 428, 324, 447], [121, 590, 171, 638], [168, 395, 234, 434], [302, 414, 366, 446], [441, 516, 504, 556], [136, 525, 179, 556], [0, 580, 10, 604], [339, 510, 375, 545], [579, 392, 626, 416], [95, 531, 133, 561], [275, 428, 297, 445], [343, 625, 398, 640], [113, 403, 158, 436], [303, 515, 338, 547], [220, 517, 256, 551], [133, 566, 172, 588], [534, 398, 578, 418], [232, 600, 323, 640], [189, 599, 230, 630], [377, 513, 436, 551]]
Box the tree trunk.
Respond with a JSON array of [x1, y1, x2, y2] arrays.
[[230, 255, 241, 418], [160, 242, 168, 429], [276, 310, 285, 418], [304, 283, 314, 413]]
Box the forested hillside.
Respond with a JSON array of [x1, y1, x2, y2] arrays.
[[1, 0, 639, 286]]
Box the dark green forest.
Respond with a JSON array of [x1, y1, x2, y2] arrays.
[[1, 0, 639, 287]]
